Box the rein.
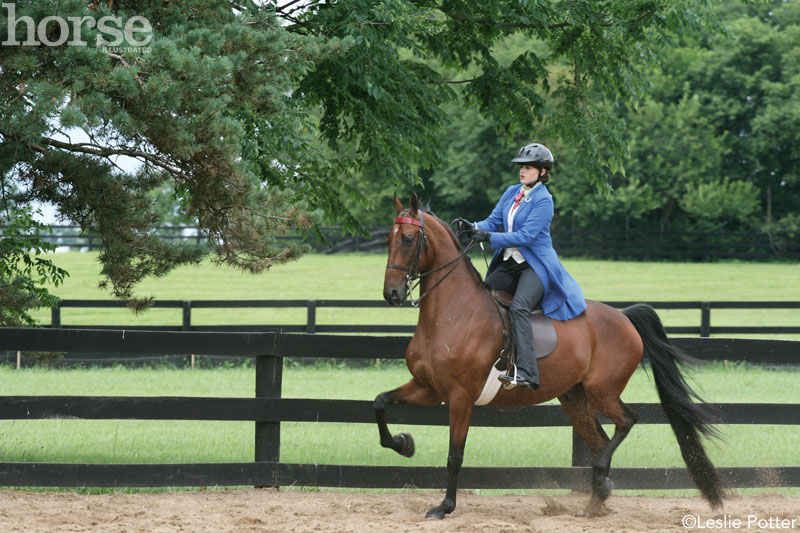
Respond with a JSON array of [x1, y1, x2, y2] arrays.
[[386, 211, 477, 307]]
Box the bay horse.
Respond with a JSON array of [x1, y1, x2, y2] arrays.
[[375, 192, 724, 519]]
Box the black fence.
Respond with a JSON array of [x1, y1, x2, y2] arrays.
[[47, 299, 800, 337], [0, 327, 799, 490], [22, 225, 800, 260], [4, 299, 795, 367]]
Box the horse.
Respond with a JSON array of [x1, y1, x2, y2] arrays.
[[374, 192, 725, 519]]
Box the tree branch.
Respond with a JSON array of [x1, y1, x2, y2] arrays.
[[438, 78, 477, 84], [106, 52, 146, 89], [34, 136, 186, 178], [561, 27, 594, 119]]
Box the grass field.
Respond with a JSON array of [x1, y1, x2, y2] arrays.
[[3, 252, 800, 496], [27, 252, 800, 337]]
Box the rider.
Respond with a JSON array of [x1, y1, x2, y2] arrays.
[[459, 143, 587, 390]]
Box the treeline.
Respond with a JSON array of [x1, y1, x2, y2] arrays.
[[346, 2, 800, 243]]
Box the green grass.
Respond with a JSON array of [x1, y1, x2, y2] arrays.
[[27, 252, 800, 338]]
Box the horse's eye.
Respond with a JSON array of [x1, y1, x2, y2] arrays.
[[402, 234, 415, 245]]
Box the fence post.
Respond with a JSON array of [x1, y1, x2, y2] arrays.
[[51, 301, 61, 328], [306, 300, 317, 334], [182, 300, 192, 331], [571, 428, 593, 470], [255, 347, 283, 488], [183, 301, 194, 367], [700, 302, 711, 338]]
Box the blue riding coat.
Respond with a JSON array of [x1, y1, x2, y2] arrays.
[[476, 183, 587, 321]]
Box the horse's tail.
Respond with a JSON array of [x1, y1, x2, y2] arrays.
[[623, 303, 726, 509]]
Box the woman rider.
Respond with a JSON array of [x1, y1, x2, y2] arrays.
[[459, 143, 587, 390]]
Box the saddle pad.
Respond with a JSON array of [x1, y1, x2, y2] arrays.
[[475, 361, 503, 405]]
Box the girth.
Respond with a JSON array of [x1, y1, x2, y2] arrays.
[[490, 290, 558, 373]]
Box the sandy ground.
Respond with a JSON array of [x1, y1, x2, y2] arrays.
[[1, 489, 800, 532]]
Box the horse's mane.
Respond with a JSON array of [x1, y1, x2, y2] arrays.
[[417, 205, 486, 287]]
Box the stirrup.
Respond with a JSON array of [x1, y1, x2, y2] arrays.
[[499, 364, 520, 390]]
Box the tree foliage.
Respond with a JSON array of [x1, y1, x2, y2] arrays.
[[641, 0, 800, 229], [1, 0, 719, 323], [0, 206, 67, 325], [408, 1, 799, 239]]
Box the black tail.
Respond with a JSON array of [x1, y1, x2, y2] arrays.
[[623, 303, 726, 509]]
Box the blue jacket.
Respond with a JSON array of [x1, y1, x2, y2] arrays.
[[476, 183, 587, 321]]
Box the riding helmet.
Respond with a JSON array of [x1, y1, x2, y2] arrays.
[[512, 143, 554, 169]]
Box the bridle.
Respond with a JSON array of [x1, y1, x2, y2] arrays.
[[386, 210, 477, 307]]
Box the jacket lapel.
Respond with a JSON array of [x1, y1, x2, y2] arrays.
[[501, 184, 523, 229]]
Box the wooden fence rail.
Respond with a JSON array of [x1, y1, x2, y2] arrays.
[[0, 327, 799, 490], [47, 299, 800, 337]]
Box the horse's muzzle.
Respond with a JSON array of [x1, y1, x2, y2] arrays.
[[384, 287, 405, 307]]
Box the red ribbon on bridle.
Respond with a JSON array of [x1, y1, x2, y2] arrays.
[[394, 216, 422, 227]]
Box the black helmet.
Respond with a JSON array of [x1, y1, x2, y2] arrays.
[[512, 143, 554, 169]]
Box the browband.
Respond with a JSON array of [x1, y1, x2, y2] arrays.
[[394, 216, 422, 227]]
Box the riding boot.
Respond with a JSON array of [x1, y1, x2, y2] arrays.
[[509, 310, 539, 389]]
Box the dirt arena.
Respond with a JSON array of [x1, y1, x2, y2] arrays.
[[2, 489, 800, 532]]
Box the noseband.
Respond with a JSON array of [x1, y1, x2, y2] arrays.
[[386, 211, 476, 307]]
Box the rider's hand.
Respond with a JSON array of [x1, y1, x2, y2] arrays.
[[453, 217, 473, 234], [469, 228, 491, 243]]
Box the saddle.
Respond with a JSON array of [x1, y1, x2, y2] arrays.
[[490, 290, 558, 374]]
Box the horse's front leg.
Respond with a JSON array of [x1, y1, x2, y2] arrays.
[[425, 394, 473, 520], [375, 378, 441, 457]]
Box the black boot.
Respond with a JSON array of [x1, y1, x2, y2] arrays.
[[499, 310, 540, 390]]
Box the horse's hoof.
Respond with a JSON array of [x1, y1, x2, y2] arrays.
[[396, 432, 415, 458], [581, 500, 609, 517], [425, 507, 445, 520], [594, 477, 614, 501]]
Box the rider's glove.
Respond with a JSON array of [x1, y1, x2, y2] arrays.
[[453, 217, 473, 234], [469, 228, 491, 243]]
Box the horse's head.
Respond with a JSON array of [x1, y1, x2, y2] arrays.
[[383, 192, 429, 306]]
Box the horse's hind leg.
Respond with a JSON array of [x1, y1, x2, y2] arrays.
[[559, 385, 638, 515], [585, 393, 639, 514], [558, 384, 610, 459], [375, 378, 441, 457]]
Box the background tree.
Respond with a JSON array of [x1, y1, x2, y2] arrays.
[[652, 1, 800, 228], [1, 0, 720, 323], [415, 0, 799, 240]]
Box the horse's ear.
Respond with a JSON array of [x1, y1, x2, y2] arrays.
[[394, 193, 404, 215], [409, 191, 419, 216]]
